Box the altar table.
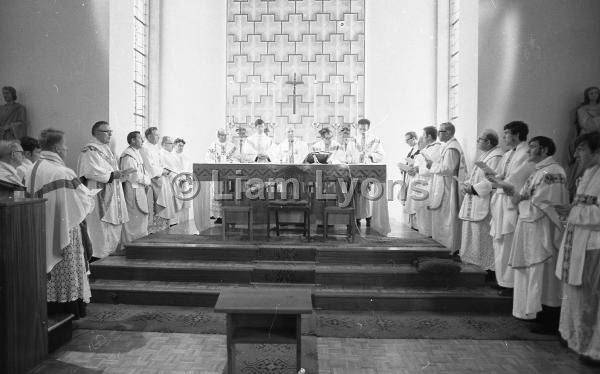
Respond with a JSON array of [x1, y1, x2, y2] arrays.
[[192, 163, 391, 236]]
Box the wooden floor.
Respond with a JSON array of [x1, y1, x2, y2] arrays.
[[31, 329, 597, 374]]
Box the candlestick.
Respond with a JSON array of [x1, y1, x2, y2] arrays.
[[335, 82, 339, 123], [355, 78, 359, 122], [313, 80, 317, 121]]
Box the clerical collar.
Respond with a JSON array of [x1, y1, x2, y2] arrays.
[[535, 156, 557, 170], [40, 150, 65, 166]]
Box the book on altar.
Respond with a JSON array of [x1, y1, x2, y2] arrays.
[[303, 152, 331, 164]]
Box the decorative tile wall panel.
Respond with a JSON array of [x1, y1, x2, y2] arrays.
[[227, 0, 365, 139]]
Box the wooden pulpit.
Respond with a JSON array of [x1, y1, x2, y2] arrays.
[[0, 198, 47, 373]]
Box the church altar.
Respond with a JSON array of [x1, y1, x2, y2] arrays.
[[192, 163, 391, 237]]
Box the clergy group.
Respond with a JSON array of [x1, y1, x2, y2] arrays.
[[400, 121, 600, 362]]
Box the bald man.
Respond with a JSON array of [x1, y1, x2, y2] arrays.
[[458, 129, 504, 272]]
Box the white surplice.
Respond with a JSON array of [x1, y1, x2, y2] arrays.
[[246, 132, 273, 162], [458, 147, 504, 270], [556, 164, 600, 360], [205, 140, 237, 218], [489, 141, 536, 288], [354, 133, 384, 220], [77, 139, 128, 258], [509, 156, 568, 320], [412, 142, 442, 237], [29, 151, 94, 303], [120, 146, 150, 245], [160, 148, 183, 224], [139, 142, 169, 232], [430, 138, 467, 251]]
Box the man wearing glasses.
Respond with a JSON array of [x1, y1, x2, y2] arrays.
[[77, 121, 130, 260], [458, 130, 504, 275], [0, 139, 24, 188], [429, 122, 468, 254]]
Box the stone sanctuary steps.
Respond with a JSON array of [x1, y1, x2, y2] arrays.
[[89, 238, 512, 313]]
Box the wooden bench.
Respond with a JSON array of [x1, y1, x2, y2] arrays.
[[214, 288, 313, 374]]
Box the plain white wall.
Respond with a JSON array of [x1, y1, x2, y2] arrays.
[[0, 0, 110, 169], [365, 0, 437, 220], [159, 0, 227, 162], [478, 0, 600, 163]]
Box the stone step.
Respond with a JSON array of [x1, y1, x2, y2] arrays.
[[47, 313, 74, 353], [89, 280, 511, 313], [91, 257, 484, 287], [125, 241, 447, 264]]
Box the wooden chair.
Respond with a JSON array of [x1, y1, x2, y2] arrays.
[[266, 166, 311, 240], [322, 177, 356, 242], [222, 177, 257, 241]]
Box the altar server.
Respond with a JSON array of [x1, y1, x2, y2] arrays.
[[160, 136, 183, 225], [411, 126, 442, 237], [206, 128, 237, 222], [354, 118, 384, 227], [488, 121, 536, 295], [246, 119, 273, 163], [140, 126, 170, 232], [120, 131, 151, 245]]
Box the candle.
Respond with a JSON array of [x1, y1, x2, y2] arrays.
[[335, 82, 339, 122], [355, 78, 359, 122], [313, 80, 317, 121]]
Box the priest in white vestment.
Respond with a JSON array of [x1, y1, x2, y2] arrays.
[[233, 126, 254, 163], [246, 119, 273, 163], [508, 136, 568, 326], [429, 122, 467, 252], [556, 132, 600, 357], [29, 128, 94, 317], [354, 118, 384, 227], [120, 131, 151, 245], [140, 126, 170, 232], [0, 139, 24, 186], [400, 131, 420, 229], [487, 121, 536, 294], [311, 127, 346, 164], [160, 136, 183, 225], [205, 128, 237, 222], [175, 138, 192, 224], [338, 125, 360, 164], [273, 128, 308, 164], [410, 126, 442, 237], [458, 130, 504, 271], [77, 121, 129, 259], [16, 136, 40, 183]]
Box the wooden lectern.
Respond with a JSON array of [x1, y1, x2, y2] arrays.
[[0, 198, 47, 373]]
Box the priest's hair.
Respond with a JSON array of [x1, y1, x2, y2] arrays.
[[423, 126, 437, 141], [20, 136, 40, 152], [0, 140, 20, 159], [127, 131, 141, 145], [358, 118, 370, 127], [39, 128, 65, 150], [529, 136, 556, 156], [574, 131, 600, 153], [91, 120, 108, 134], [504, 121, 529, 141], [145, 127, 158, 138], [405, 131, 417, 139], [440, 122, 455, 135], [482, 129, 499, 147]]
